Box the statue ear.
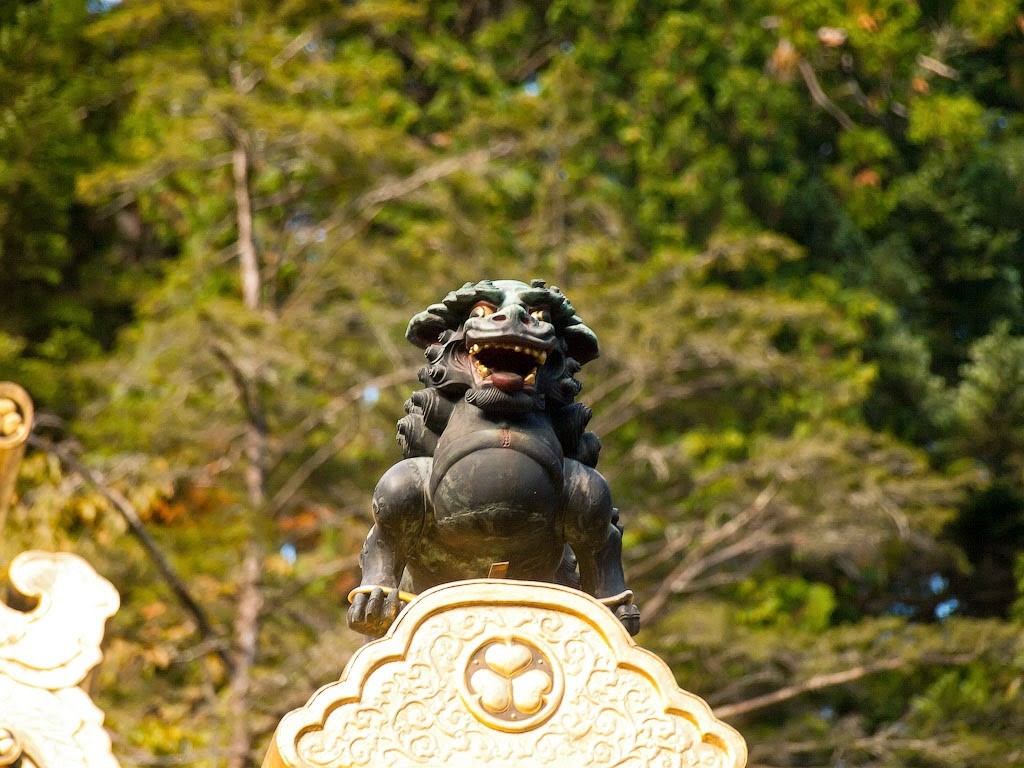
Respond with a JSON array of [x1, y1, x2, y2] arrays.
[[563, 324, 599, 364], [406, 310, 450, 348]]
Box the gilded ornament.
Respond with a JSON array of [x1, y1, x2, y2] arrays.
[[265, 580, 746, 768], [0, 551, 121, 768], [0, 383, 33, 530]]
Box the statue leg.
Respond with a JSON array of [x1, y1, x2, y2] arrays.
[[347, 457, 430, 637], [562, 460, 640, 636]]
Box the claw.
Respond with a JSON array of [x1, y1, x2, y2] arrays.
[[347, 585, 408, 638], [615, 603, 641, 636]]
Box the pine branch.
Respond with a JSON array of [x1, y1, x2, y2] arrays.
[[267, 429, 356, 518], [715, 653, 976, 719], [350, 140, 516, 215], [798, 59, 855, 131], [281, 140, 518, 315], [272, 368, 418, 461], [234, 25, 320, 95], [27, 434, 231, 671], [266, 368, 417, 512], [641, 483, 781, 618]]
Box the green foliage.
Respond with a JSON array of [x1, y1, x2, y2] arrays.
[[2, 0, 1023, 766], [735, 576, 838, 632], [0, 0, 145, 407], [954, 322, 1024, 475], [909, 94, 987, 151]]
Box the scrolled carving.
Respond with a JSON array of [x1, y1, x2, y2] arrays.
[[265, 580, 746, 768], [0, 728, 22, 767], [0, 551, 120, 768]]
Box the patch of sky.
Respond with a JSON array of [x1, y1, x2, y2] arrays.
[[934, 598, 959, 620], [280, 542, 297, 565], [928, 573, 948, 594], [87, 0, 122, 12]]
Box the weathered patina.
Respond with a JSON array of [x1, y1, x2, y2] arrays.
[[348, 280, 640, 637]]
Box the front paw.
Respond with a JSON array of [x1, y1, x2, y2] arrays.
[[615, 602, 641, 636], [347, 587, 402, 637]]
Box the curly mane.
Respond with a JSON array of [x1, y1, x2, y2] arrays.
[[397, 280, 602, 467]]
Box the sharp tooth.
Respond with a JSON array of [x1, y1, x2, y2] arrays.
[[514, 345, 522, 353], [470, 344, 480, 355], [539, 352, 547, 364], [476, 362, 491, 378], [524, 371, 536, 385]]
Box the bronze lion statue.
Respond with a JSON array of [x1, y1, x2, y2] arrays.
[[347, 279, 639, 637]]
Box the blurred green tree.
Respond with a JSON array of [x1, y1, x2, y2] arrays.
[[1, 1, 1023, 766]]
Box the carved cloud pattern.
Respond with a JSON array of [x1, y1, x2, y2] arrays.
[[266, 580, 746, 768]]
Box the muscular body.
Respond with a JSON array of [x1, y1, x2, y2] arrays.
[[347, 280, 639, 637]]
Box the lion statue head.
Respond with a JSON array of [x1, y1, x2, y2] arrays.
[[398, 279, 602, 466]]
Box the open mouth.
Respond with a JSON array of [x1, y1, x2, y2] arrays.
[[468, 341, 547, 392]]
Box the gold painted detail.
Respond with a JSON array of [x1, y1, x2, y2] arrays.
[[0, 382, 33, 529], [0, 385, 31, 447], [0, 551, 121, 768], [486, 562, 510, 579], [265, 580, 747, 768], [0, 728, 22, 767], [347, 585, 417, 605], [462, 637, 562, 731]]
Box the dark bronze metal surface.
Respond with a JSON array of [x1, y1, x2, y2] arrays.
[[348, 280, 639, 637]]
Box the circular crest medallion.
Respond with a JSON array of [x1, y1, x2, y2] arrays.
[[459, 635, 563, 732]]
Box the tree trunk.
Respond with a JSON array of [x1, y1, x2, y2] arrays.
[[232, 141, 260, 313], [226, 54, 267, 757]]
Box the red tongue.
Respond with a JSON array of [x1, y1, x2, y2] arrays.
[[490, 371, 525, 392]]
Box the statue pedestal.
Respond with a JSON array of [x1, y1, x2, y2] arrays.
[[263, 580, 746, 768]]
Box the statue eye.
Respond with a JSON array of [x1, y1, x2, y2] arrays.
[[530, 308, 550, 322], [470, 302, 496, 318]]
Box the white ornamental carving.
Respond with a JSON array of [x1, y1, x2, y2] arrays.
[[264, 580, 746, 768], [0, 551, 121, 768]]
